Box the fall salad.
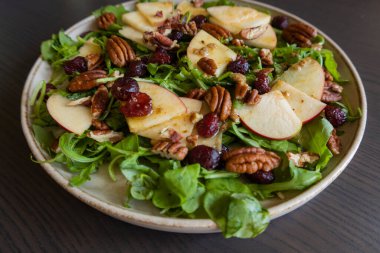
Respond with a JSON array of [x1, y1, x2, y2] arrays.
[[31, 0, 361, 238]]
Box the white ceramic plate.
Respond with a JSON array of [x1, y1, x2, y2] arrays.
[[21, 0, 367, 233]]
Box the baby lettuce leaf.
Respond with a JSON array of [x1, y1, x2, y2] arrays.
[[204, 178, 269, 238], [295, 117, 334, 171], [229, 124, 299, 153]]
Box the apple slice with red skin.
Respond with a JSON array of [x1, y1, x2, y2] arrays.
[[47, 94, 92, 135], [272, 80, 326, 123], [277, 57, 325, 100], [235, 90, 302, 140]]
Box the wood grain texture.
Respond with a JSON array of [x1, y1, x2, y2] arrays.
[[0, 0, 379, 252]]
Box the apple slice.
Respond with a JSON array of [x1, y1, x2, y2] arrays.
[[122, 11, 156, 32], [79, 38, 102, 57], [126, 82, 187, 133], [176, 1, 208, 17], [272, 80, 326, 123], [277, 57, 325, 100], [244, 25, 277, 49], [235, 91, 302, 140], [187, 30, 237, 77], [136, 2, 173, 26], [197, 132, 223, 151], [208, 6, 270, 34], [119, 26, 155, 50], [47, 94, 92, 135], [136, 98, 202, 140]]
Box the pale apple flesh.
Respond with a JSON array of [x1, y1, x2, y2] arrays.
[[244, 25, 277, 50], [235, 91, 302, 140], [136, 2, 173, 26], [277, 57, 325, 100], [126, 82, 187, 133], [122, 11, 156, 33], [272, 80, 326, 123], [46, 94, 92, 135], [176, 1, 208, 17], [119, 26, 155, 50]]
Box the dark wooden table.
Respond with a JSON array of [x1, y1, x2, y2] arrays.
[[1, 0, 379, 252]]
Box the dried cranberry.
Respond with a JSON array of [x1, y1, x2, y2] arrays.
[[253, 73, 271, 94], [187, 145, 220, 170], [271, 16, 289, 30], [246, 170, 275, 184], [324, 105, 347, 127], [196, 113, 220, 138], [149, 47, 171, 65], [226, 57, 249, 74], [191, 15, 207, 28], [63, 56, 88, 75], [119, 92, 153, 117], [125, 60, 147, 77], [169, 30, 184, 41], [111, 77, 139, 101]]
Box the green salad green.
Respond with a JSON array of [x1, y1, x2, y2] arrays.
[[30, 1, 361, 238]]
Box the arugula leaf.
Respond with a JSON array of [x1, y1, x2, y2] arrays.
[[32, 124, 55, 152], [294, 117, 334, 171], [320, 49, 344, 82], [250, 162, 322, 199], [229, 124, 299, 153]]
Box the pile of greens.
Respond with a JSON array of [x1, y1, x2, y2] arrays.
[[30, 1, 361, 239]]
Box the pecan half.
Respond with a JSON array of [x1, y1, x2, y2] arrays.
[[327, 129, 341, 155], [172, 21, 198, 36], [197, 57, 217, 76], [231, 38, 245, 46], [143, 31, 177, 49], [106, 35, 136, 67], [282, 22, 317, 47], [322, 81, 343, 103], [186, 88, 207, 100], [88, 130, 124, 143], [287, 152, 319, 167], [223, 147, 281, 173], [259, 48, 273, 66], [152, 141, 188, 160], [201, 23, 231, 40], [86, 53, 103, 70], [97, 12, 116, 30], [232, 73, 261, 105], [204, 85, 232, 121], [92, 119, 110, 130], [239, 25, 268, 40], [67, 70, 107, 92], [91, 85, 109, 119]]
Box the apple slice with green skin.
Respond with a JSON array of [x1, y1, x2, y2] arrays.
[[126, 82, 187, 133], [236, 90, 302, 140], [272, 80, 326, 123], [122, 11, 156, 32], [119, 26, 155, 50], [136, 97, 202, 140], [187, 30, 237, 77], [47, 94, 92, 135], [136, 2, 173, 26], [277, 57, 325, 100], [244, 25, 277, 50], [176, 1, 208, 17]]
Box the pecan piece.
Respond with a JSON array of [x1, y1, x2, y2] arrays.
[[152, 141, 188, 160], [322, 81, 343, 103], [223, 147, 281, 173], [186, 134, 199, 148], [106, 35, 136, 67], [143, 31, 177, 49], [91, 85, 109, 119], [282, 22, 317, 47], [92, 119, 110, 130], [88, 130, 124, 143], [287, 152, 319, 167], [67, 70, 107, 92], [172, 21, 198, 36], [86, 53, 103, 70], [201, 23, 231, 40], [231, 38, 244, 46], [97, 12, 116, 30], [204, 85, 232, 121], [239, 25, 268, 40], [197, 57, 217, 76], [186, 88, 207, 100], [259, 48, 274, 66], [160, 128, 183, 142], [327, 129, 341, 155], [232, 73, 261, 105]]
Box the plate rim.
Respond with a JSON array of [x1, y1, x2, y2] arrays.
[[20, 0, 367, 233]]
